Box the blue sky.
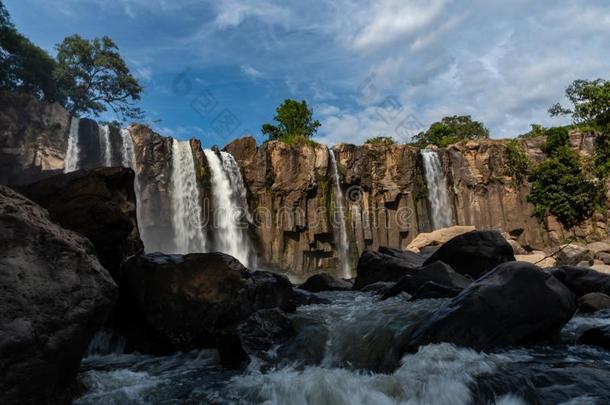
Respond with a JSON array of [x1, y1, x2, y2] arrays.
[[5, 0, 610, 147]]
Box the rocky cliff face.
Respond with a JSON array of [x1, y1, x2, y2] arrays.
[[2, 93, 608, 279]]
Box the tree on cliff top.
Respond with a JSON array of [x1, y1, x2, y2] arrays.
[[262, 99, 321, 143], [549, 79, 610, 129], [0, 1, 60, 101], [413, 115, 489, 148], [54, 35, 143, 122]]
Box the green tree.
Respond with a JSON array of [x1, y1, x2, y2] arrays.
[[541, 127, 570, 155], [528, 131, 597, 229], [262, 99, 320, 142], [549, 79, 610, 128], [365, 136, 395, 145], [0, 1, 60, 101], [414, 115, 489, 147], [503, 139, 530, 185], [593, 132, 610, 178], [54, 35, 143, 121]]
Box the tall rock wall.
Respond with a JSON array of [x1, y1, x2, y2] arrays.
[[2, 92, 608, 279]]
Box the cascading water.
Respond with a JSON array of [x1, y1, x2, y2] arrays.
[[328, 148, 350, 278], [170, 140, 207, 254], [203, 149, 253, 267], [421, 149, 454, 229], [120, 128, 136, 168], [99, 124, 112, 166], [64, 117, 80, 173]]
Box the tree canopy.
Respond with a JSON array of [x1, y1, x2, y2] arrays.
[[54, 35, 143, 121], [549, 79, 610, 129], [365, 136, 395, 145], [262, 99, 321, 142], [414, 115, 489, 147]]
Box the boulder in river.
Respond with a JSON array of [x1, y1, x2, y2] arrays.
[[549, 266, 610, 297], [353, 250, 424, 290], [408, 281, 463, 301], [21, 167, 143, 275], [576, 325, 610, 350], [0, 186, 117, 404], [380, 261, 471, 300], [299, 272, 352, 292], [578, 292, 610, 313], [399, 262, 576, 356], [422, 230, 515, 279], [118, 252, 297, 365]]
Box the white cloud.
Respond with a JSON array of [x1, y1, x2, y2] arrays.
[[240, 64, 263, 80]]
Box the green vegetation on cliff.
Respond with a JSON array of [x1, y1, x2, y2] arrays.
[[502, 140, 530, 185], [262, 99, 320, 145], [365, 136, 395, 145], [413, 115, 489, 148]]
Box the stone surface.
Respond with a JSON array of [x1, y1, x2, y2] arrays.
[[21, 167, 143, 275], [118, 252, 296, 364], [408, 281, 463, 301], [549, 266, 610, 297], [422, 230, 516, 279], [299, 273, 352, 292], [402, 262, 576, 354], [0, 185, 117, 404], [406, 226, 476, 252], [587, 241, 610, 255], [578, 293, 610, 313], [380, 261, 471, 300], [515, 253, 556, 268], [576, 325, 610, 350], [596, 252, 610, 265], [353, 250, 424, 290], [591, 264, 610, 274], [556, 244, 593, 266]]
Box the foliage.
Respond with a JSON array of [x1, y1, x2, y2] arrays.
[[528, 138, 597, 228], [413, 115, 489, 147], [519, 124, 547, 139], [549, 79, 610, 128], [502, 139, 530, 185], [365, 136, 395, 145], [54, 35, 143, 121], [0, 2, 60, 101], [593, 132, 610, 178], [541, 127, 570, 155], [262, 99, 321, 142]]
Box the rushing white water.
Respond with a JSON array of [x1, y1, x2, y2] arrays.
[[64, 116, 80, 173], [170, 140, 207, 254], [329, 148, 350, 278], [120, 128, 136, 168], [203, 149, 253, 267], [421, 149, 454, 229], [99, 124, 112, 166]]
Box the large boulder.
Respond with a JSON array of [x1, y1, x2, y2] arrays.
[[556, 244, 593, 266], [400, 262, 576, 355], [353, 250, 424, 290], [576, 325, 610, 350], [118, 252, 297, 365], [406, 225, 476, 252], [299, 273, 352, 292], [422, 230, 515, 279], [549, 266, 610, 297], [0, 186, 117, 404], [380, 261, 471, 300], [408, 281, 463, 301], [21, 167, 143, 275], [578, 293, 610, 313]]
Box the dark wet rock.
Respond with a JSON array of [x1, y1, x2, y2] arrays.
[[21, 167, 143, 275], [408, 281, 463, 301], [422, 230, 515, 279], [377, 246, 426, 265], [353, 250, 423, 290], [0, 186, 117, 404], [238, 308, 295, 354], [381, 261, 471, 300], [578, 292, 610, 313], [118, 252, 297, 365], [299, 273, 353, 292], [576, 325, 610, 350], [549, 266, 610, 297], [290, 288, 331, 306], [418, 245, 440, 259], [401, 262, 576, 354], [360, 282, 395, 294]]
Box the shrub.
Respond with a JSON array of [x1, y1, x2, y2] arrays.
[[365, 136, 395, 145], [503, 140, 530, 185]]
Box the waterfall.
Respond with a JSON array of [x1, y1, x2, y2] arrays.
[[421, 149, 454, 229], [99, 124, 112, 166], [170, 140, 207, 254], [203, 149, 254, 267], [120, 128, 136, 168], [328, 148, 350, 278], [64, 117, 80, 173]]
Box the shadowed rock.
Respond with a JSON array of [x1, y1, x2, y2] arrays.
[[0, 186, 117, 404], [299, 273, 352, 292], [576, 325, 610, 350], [422, 230, 515, 279], [578, 292, 610, 313], [408, 281, 463, 301], [354, 250, 424, 290], [549, 266, 610, 297]]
